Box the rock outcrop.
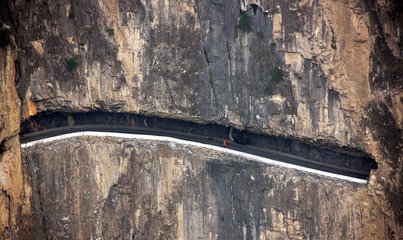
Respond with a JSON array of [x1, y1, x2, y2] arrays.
[[0, 41, 31, 239], [22, 136, 385, 239], [0, 0, 401, 238], [8, 0, 381, 143]]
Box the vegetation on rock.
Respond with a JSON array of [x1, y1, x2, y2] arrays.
[[106, 28, 114, 36], [238, 13, 251, 31], [66, 57, 78, 71], [272, 67, 283, 82]]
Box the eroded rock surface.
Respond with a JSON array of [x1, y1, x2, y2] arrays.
[[0, 44, 31, 239], [0, 0, 401, 238], [23, 136, 389, 239], [11, 0, 400, 146]]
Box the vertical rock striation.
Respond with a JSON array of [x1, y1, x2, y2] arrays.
[[7, 0, 401, 155], [0, 41, 31, 239], [0, 0, 401, 238], [22, 137, 386, 239]]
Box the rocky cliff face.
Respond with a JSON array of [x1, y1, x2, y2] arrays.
[[22, 136, 384, 239], [0, 0, 402, 238], [0, 42, 31, 239], [5, 0, 380, 142]]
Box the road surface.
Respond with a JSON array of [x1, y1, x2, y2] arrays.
[[20, 125, 374, 183]]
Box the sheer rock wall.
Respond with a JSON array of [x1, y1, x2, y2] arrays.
[[0, 0, 401, 238], [0, 45, 31, 239], [22, 136, 383, 239], [12, 0, 389, 145]]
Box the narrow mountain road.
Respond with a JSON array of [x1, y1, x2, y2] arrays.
[[20, 124, 374, 182]]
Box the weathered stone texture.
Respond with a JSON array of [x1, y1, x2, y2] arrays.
[[0, 45, 31, 239], [12, 0, 382, 145], [0, 0, 401, 238], [10, 0, 400, 233], [23, 136, 395, 239], [0, 44, 19, 141]]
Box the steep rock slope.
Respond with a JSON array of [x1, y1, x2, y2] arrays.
[[0, 0, 401, 238], [22, 136, 383, 239], [13, 0, 393, 145], [0, 42, 31, 239]]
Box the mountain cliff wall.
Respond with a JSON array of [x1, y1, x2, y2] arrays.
[[21, 136, 384, 239], [0, 42, 31, 239], [0, 0, 401, 238]]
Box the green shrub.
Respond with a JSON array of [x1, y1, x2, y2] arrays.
[[0, 28, 12, 48], [66, 56, 78, 71], [272, 67, 283, 82], [238, 13, 251, 31], [106, 28, 114, 36]]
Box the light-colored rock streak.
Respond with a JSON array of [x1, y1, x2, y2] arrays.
[[21, 131, 367, 184]]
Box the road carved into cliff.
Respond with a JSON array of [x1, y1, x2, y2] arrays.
[[21, 130, 368, 183], [20, 112, 378, 183]]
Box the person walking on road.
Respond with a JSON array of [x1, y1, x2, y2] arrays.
[[223, 139, 228, 148]]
